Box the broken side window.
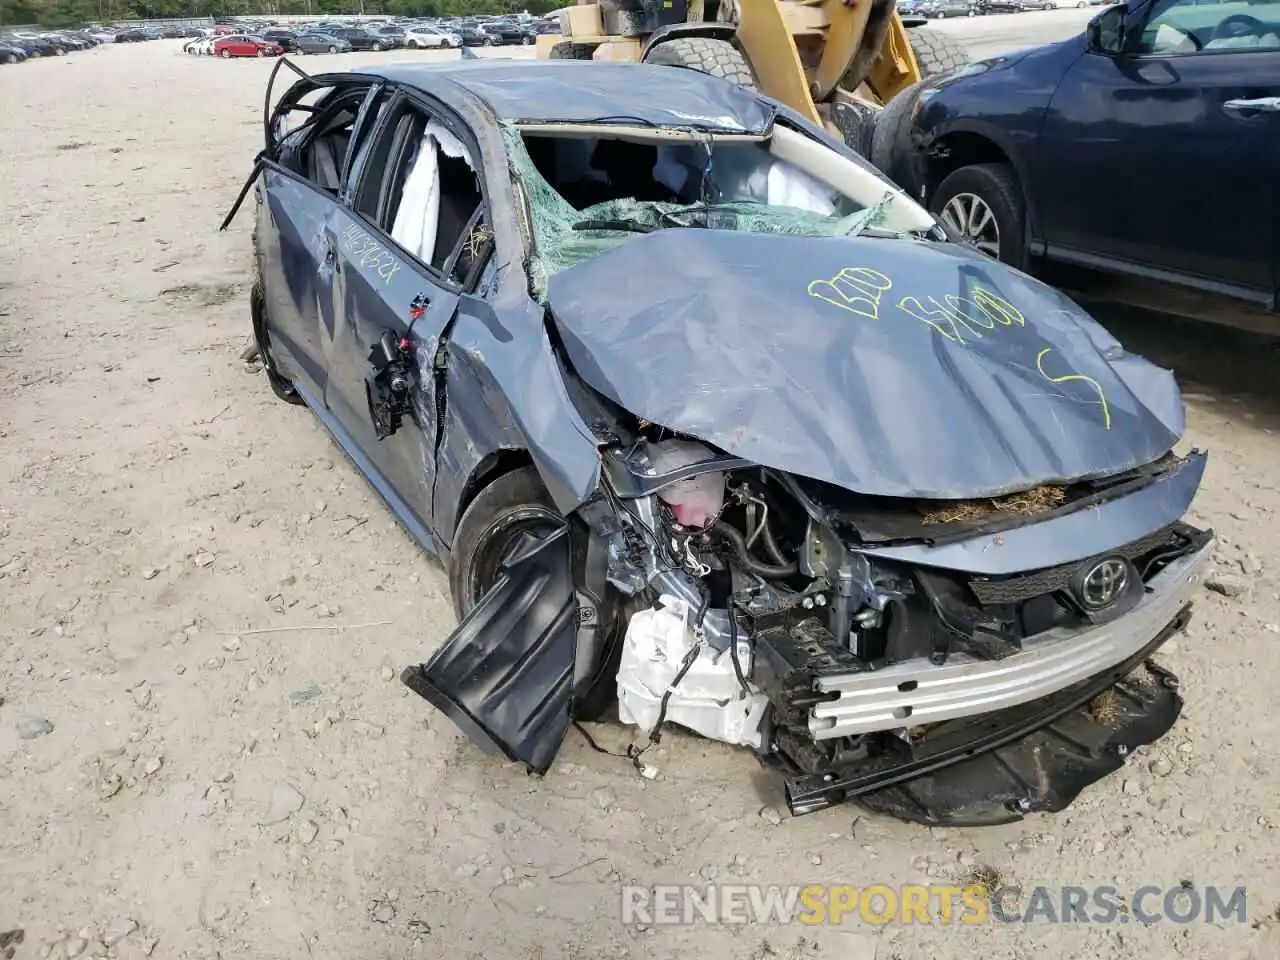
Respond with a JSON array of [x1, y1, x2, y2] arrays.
[[354, 100, 491, 289], [273, 83, 377, 194]]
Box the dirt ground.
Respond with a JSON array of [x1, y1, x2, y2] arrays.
[[2, 40, 1279, 960]]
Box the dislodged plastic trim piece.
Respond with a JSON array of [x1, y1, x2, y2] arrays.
[[401, 527, 577, 775]]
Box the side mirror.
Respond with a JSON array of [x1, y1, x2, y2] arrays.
[[1087, 4, 1128, 55]]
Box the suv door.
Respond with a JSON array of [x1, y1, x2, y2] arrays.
[[322, 93, 493, 540], [1037, 0, 1279, 304]]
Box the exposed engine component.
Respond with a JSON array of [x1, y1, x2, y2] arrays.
[[598, 437, 1212, 818], [648, 439, 726, 529], [617, 595, 769, 749]]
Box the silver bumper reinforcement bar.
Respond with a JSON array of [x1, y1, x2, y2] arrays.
[[809, 540, 1215, 739]]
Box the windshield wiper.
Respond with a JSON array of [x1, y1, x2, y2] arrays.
[[571, 218, 656, 234]]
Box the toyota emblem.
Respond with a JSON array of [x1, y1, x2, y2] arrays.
[[1080, 557, 1130, 609]]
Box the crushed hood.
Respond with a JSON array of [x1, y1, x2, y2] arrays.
[[546, 230, 1185, 499]]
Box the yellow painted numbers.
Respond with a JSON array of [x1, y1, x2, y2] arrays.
[[807, 269, 1108, 428], [340, 222, 402, 285], [806, 267, 893, 320]]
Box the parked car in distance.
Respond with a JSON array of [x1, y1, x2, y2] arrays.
[[260, 29, 299, 52], [184, 36, 215, 55], [0, 41, 27, 63], [367, 25, 408, 47], [327, 27, 391, 51], [920, 0, 980, 16], [213, 35, 284, 58], [974, 0, 1026, 11], [15, 36, 66, 56], [874, 0, 1280, 312], [485, 19, 536, 44], [404, 25, 460, 48], [456, 24, 492, 46], [292, 32, 353, 54]]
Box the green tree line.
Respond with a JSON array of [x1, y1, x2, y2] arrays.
[[2, 0, 559, 28]]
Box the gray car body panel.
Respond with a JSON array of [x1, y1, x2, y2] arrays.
[[546, 229, 1184, 501], [858, 451, 1206, 575]]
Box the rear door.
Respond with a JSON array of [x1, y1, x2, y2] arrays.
[[322, 91, 492, 539], [1038, 0, 1279, 302], [255, 81, 379, 400]]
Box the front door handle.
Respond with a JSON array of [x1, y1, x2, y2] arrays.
[[1224, 96, 1280, 115]]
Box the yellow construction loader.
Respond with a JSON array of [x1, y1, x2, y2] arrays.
[[536, 0, 967, 154]]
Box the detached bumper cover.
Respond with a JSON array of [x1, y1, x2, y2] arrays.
[[809, 539, 1214, 739]]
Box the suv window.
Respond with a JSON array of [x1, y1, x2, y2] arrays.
[[355, 101, 491, 286], [1131, 0, 1280, 54]]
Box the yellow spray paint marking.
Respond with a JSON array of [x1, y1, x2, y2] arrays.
[[972, 287, 1026, 327], [1036, 347, 1112, 430], [806, 267, 893, 320], [340, 222, 402, 286]]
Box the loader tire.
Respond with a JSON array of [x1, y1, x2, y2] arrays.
[[869, 79, 923, 181], [643, 37, 756, 90], [906, 27, 968, 78], [548, 41, 595, 60]]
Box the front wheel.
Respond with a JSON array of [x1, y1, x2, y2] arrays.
[[929, 163, 1028, 268], [372, 41, 383, 51], [219, 49, 230, 58], [328, 45, 338, 54], [451, 467, 622, 721]]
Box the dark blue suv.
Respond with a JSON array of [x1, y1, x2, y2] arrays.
[[874, 0, 1280, 311]]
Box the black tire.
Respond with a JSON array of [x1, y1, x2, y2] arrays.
[[372, 41, 384, 51], [643, 36, 756, 89], [548, 41, 595, 59], [929, 163, 1028, 268], [869, 79, 924, 179], [250, 281, 305, 406], [450, 467, 621, 721], [906, 27, 969, 78], [328, 45, 338, 54]]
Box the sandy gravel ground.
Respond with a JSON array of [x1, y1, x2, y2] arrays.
[[2, 38, 1279, 960]]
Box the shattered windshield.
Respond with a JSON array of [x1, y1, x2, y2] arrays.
[[504, 122, 926, 300]]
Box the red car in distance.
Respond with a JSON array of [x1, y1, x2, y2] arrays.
[[213, 35, 283, 58]]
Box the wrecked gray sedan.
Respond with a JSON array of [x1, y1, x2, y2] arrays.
[[226, 58, 1214, 825]]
